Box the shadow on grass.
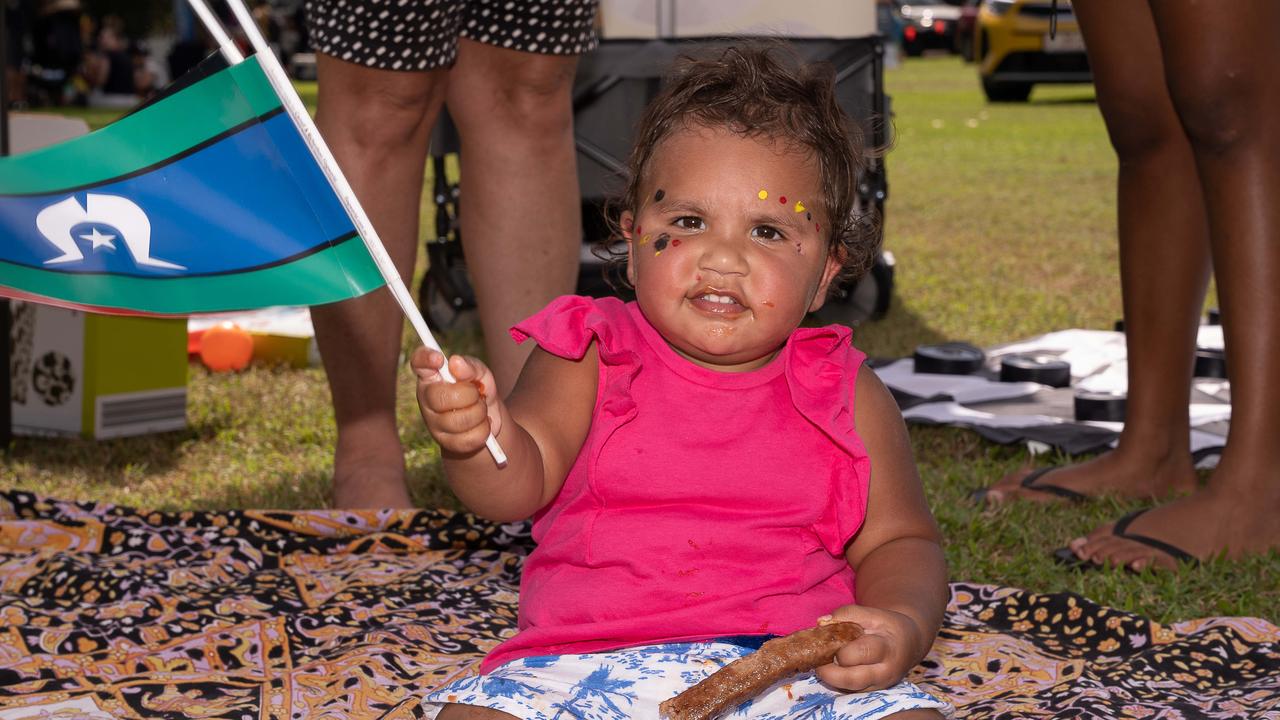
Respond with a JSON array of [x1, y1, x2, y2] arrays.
[[844, 292, 952, 360], [1028, 94, 1097, 106], [3, 421, 222, 480]]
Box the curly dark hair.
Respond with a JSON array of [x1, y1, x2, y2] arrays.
[[600, 43, 881, 290]]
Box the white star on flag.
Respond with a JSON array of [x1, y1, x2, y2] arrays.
[[80, 227, 118, 251]]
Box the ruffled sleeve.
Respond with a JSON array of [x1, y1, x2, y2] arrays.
[[510, 295, 635, 366], [784, 325, 872, 557]]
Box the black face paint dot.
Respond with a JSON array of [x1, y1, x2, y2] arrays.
[[806, 211, 812, 221], [654, 233, 670, 252], [654, 189, 665, 202]]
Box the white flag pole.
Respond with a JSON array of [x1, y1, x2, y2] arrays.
[[188, 0, 508, 467], [184, 0, 244, 65]]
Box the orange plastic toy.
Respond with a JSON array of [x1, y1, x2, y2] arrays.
[[199, 321, 254, 372]]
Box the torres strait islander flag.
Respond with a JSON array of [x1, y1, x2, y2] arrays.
[[0, 55, 385, 315]]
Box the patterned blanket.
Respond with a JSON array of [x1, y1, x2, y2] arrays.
[[2, 490, 1277, 719]]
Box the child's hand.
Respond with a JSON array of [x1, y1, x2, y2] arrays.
[[813, 604, 929, 692], [411, 349, 503, 457]]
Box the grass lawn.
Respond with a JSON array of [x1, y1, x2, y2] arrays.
[[7, 56, 1275, 623]]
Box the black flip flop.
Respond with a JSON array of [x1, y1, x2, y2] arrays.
[[970, 466, 1089, 505], [1053, 507, 1199, 571]]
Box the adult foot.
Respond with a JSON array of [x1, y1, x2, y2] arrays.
[[978, 447, 1198, 506], [332, 466, 413, 509], [1066, 483, 1280, 571], [328, 416, 415, 509]]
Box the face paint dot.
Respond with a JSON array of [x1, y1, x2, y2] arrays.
[[816, 223, 821, 232], [635, 225, 642, 235], [654, 189, 665, 202], [806, 211, 812, 221], [671, 238, 681, 247], [758, 189, 768, 200], [654, 233, 670, 253], [779, 196, 787, 204], [639, 234, 650, 245], [794, 200, 806, 213]]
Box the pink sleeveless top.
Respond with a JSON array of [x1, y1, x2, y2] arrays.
[[482, 295, 871, 672]]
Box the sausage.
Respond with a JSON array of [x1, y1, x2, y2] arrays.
[[658, 621, 864, 720]]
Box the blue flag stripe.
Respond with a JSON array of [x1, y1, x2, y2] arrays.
[[0, 107, 287, 200], [0, 112, 356, 280]]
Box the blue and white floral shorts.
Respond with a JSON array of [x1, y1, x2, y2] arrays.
[[421, 637, 950, 719]]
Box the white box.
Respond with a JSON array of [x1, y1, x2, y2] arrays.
[[599, 0, 877, 39], [9, 302, 187, 439]]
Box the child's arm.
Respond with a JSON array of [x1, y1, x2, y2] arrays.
[[411, 344, 598, 522], [814, 365, 948, 693]]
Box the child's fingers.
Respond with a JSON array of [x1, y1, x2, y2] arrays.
[[815, 636, 894, 691], [421, 376, 483, 416], [434, 420, 496, 457], [410, 348, 447, 381], [814, 659, 892, 693], [833, 633, 889, 668], [425, 395, 490, 435], [450, 354, 499, 390]]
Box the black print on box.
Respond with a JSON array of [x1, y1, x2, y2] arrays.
[[32, 351, 74, 406]]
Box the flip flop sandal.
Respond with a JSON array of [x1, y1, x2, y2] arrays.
[[1052, 507, 1200, 570], [970, 466, 1090, 505]]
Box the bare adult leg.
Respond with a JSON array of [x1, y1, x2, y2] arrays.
[[1071, 0, 1280, 569], [983, 0, 1204, 504], [444, 39, 583, 396], [311, 54, 448, 508]]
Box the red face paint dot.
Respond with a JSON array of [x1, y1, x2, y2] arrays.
[[671, 238, 681, 247], [779, 196, 787, 204], [635, 225, 642, 235]]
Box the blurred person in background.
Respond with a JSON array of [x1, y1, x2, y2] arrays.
[[305, 0, 598, 508], [981, 0, 1280, 572]]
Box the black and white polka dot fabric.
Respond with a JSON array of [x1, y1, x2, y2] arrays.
[[305, 0, 599, 71]]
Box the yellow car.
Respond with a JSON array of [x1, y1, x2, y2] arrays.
[[974, 0, 1091, 101]]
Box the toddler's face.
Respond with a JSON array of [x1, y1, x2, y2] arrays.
[[624, 125, 841, 372]]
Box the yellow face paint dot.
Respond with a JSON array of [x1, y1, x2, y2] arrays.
[[639, 235, 650, 245], [757, 189, 768, 200], [794, 200, 806, 213]]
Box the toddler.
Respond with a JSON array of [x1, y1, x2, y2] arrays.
[[413, 46, 949, 720]]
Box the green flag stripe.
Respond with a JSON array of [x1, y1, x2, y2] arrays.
[[0, 57, 282, 196], [5, 238, 384, 315]]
